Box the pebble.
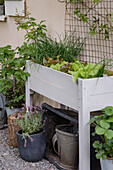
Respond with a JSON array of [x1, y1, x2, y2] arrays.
[[0, 128, 58, 170]]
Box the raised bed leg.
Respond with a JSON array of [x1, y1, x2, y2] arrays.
[[78, 79, 90, 170], [26, 78, 33, 107]]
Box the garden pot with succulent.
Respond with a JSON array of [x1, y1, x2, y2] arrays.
[[89, 106, 113, 170], [16, 105, 46, 162]]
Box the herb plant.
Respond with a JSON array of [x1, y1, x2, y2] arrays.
[[17, 33, 85, 64], [89, 106, 113, 159], [15, 106, 46, 141], [0, 45, 30, 108], [33, 34, 85, 63], [15, 12, 85, 64]]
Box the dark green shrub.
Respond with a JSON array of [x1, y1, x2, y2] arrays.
[[0, 45, 30, 108], [0, 0, 4, 5]]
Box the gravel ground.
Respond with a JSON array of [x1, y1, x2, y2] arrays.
[[0, 128, 58, 170]]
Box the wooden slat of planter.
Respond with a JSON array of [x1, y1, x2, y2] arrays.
[[27, 62, 78, 110]]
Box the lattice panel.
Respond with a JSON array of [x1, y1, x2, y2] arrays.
[[65, 0, 113, 68]]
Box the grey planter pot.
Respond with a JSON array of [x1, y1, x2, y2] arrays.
[[16, 130, 46, 162], [0, 5, 4, 15], [55, 124, 79, 170], [0, 93, 7, 129], [100, 158, 113, 170]]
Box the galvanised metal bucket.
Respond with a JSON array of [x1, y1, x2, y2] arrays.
[[55, 124, 78, 170], [100, 158, 113, 170]]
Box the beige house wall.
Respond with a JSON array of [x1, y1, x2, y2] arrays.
[[0, 0, 65, 108], [0, 0, 65, 48]]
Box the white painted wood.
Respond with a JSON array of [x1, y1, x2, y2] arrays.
[[0, 15, 7, 21], [26, 76, 31, 107], [83, 77, 113, 111], [26, 61, 113, 170], [85, 76, 113, 95], [78, 79, 90, 170], [26, 61, 78, 110], [5, 0, 24, 16]]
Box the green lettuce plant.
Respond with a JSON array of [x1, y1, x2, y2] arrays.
[[49, 59, 112, 82], [89, 106, 113, 159]]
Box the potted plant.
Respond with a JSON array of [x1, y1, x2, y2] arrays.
[[0, 0, 4, 15], [89, 106, 113, 170], [16, 105, 46, 162]]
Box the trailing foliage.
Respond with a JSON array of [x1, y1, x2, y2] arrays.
[[0, 45, 30, 108], [88, 106, 113, 159], [59, 0, 113, 39]]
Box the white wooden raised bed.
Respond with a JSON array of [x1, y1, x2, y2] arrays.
[[26, 61, 113, 170]]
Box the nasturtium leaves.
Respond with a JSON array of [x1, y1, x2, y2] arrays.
[[95, 126, 106, 135], [105, 130, 113, 139], [102, 106, 113, 116], [96, 153, 102, 159], [106, 116, 113, 122], [93, 141, 102, 149], [101, 154, 107, 160], [88, 118, 95, 124], [100, 120, 110, 129]]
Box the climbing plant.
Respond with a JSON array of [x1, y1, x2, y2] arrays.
[[58, 0, 113, 39]]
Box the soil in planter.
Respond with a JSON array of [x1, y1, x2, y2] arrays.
[[57, 125, 78, 135]]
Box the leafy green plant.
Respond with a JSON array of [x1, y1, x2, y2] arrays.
[[17, 33, 85, 64], [68, 60, 106, 82], [15, 11, 47, 43], [88, 106, 113, 159], [15, 12, 85, 64], [35, 34, 85, 63], [15, 105, 46, 142], [15, 12, 48, 64], [59, 0, 113, 39], [48, 59, 112, 82], [0, 0, 4, 5], [0, 45, 30, 108]]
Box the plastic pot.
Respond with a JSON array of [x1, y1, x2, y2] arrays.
[[16, 130, 46, 162], [100, 158, 113, 170]]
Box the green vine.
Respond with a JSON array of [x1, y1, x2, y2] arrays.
[[58, 0, 113, 39]]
